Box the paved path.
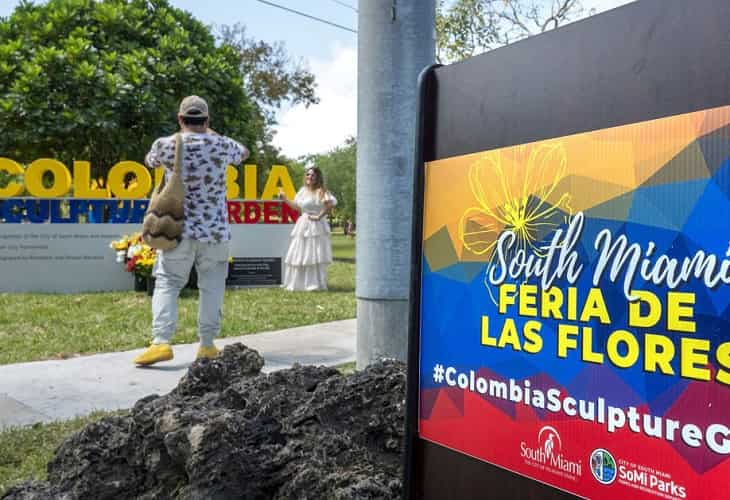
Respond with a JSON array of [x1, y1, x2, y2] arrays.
[[0, 319, 355, 429]]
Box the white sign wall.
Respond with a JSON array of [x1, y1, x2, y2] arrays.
[[0, 224, 291, 293]]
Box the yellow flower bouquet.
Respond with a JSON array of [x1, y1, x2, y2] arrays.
[[128, 244, 156, 277], [110, 232, 157, 277], [110, 233, 137, 263]]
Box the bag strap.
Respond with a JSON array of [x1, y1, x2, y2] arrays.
[[172, 133, 183, 175]]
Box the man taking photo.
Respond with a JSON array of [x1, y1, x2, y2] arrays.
[[134, 95, 249, 366]]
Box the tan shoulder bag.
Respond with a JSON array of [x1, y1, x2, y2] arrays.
[[142, 133, 185, 250]]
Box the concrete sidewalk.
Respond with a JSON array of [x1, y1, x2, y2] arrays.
[[0, 319, 355, 429]]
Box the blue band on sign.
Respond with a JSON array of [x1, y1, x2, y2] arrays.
[[0, 198, 151, 224], [0, 199, 24, 223], [25, 199, 50, 223], [130, 200, 148, 223]]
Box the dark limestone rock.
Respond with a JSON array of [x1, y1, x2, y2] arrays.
[[0, 482, 57, 500], [3, 344, 406, 500], [175, 343, 265, 398], [46, 415, 145, 499]]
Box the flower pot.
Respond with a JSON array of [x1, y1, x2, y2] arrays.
[[146, 276, 155, 296], [134, 273, 147, 292]]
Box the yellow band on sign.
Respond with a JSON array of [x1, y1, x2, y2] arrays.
[[72, 161, 108, 199], [106, 161, 152, 199], [0, 159, 297, 200]]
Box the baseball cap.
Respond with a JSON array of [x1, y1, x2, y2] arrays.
[[179, 95, 209, 118]]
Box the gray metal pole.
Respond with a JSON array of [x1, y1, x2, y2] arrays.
[[356, 0, 435, 367]]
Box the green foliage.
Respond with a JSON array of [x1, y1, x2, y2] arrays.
[[216, 23, 318, 121], [215, 23, 318, 191], [285, 157, 306, 190], [0, 0, 259, 175], [336, 361, 356, 375], [437, 0, 586, 62], [0, 169, 17, 189], [308, 137, 356, 223]]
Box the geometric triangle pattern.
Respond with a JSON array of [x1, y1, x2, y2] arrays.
[[419, 104, 730, 497]]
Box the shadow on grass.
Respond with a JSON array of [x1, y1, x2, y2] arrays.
[[333, 257, 356, 264], [141, 288, 199, 300], [179, 285, 355, 295], [179, 288, 200, 299]]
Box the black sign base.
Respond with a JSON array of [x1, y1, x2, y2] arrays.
[[412, 440, 575, 499], [226, 257, 282, 287]]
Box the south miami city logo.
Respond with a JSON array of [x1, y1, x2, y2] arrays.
[[521, 426, 582, 478]]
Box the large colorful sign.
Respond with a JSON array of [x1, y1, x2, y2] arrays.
[[0, 160, 297, 224], [0, 160, 299, 292], [418, 105, 730, 498]]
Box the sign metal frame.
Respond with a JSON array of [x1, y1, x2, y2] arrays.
[[404, 0, 730, 498]]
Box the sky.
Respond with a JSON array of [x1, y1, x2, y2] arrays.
[[0, 0, 633, 158]]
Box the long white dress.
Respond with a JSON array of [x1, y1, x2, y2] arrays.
[[283, 188, 338, 291]]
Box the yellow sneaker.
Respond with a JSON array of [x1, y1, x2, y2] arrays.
[[134, 344, 173, 366], [196, 345, 219, 360]]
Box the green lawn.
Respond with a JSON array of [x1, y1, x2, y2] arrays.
[[331, 232, 356, 261], [0, 235, 356, 366]]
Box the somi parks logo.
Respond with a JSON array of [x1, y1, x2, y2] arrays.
[[520, 426, 582, 478], [590, 448, 617, 485]]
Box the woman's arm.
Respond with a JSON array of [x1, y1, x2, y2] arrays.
[[309, 196, 336, 221], [277, 191, 300, 211]]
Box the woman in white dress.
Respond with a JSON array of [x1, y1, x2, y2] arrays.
[[279, 167, 337, 291]]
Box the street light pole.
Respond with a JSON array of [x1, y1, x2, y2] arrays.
[[356, 0, 436, 367]]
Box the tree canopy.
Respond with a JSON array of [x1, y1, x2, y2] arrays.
[[216, 23, 317, 125], [0, 0, 316, 180], [436, 0, 588, 62], [215, 23, 319, 194]]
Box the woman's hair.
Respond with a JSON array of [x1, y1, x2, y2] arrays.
[[304, 167, 326, 198]]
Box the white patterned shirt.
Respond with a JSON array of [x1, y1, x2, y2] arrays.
[[145, 132, 248, 242]]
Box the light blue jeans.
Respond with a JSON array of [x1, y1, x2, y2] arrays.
[[151, 238, 229, 347]]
